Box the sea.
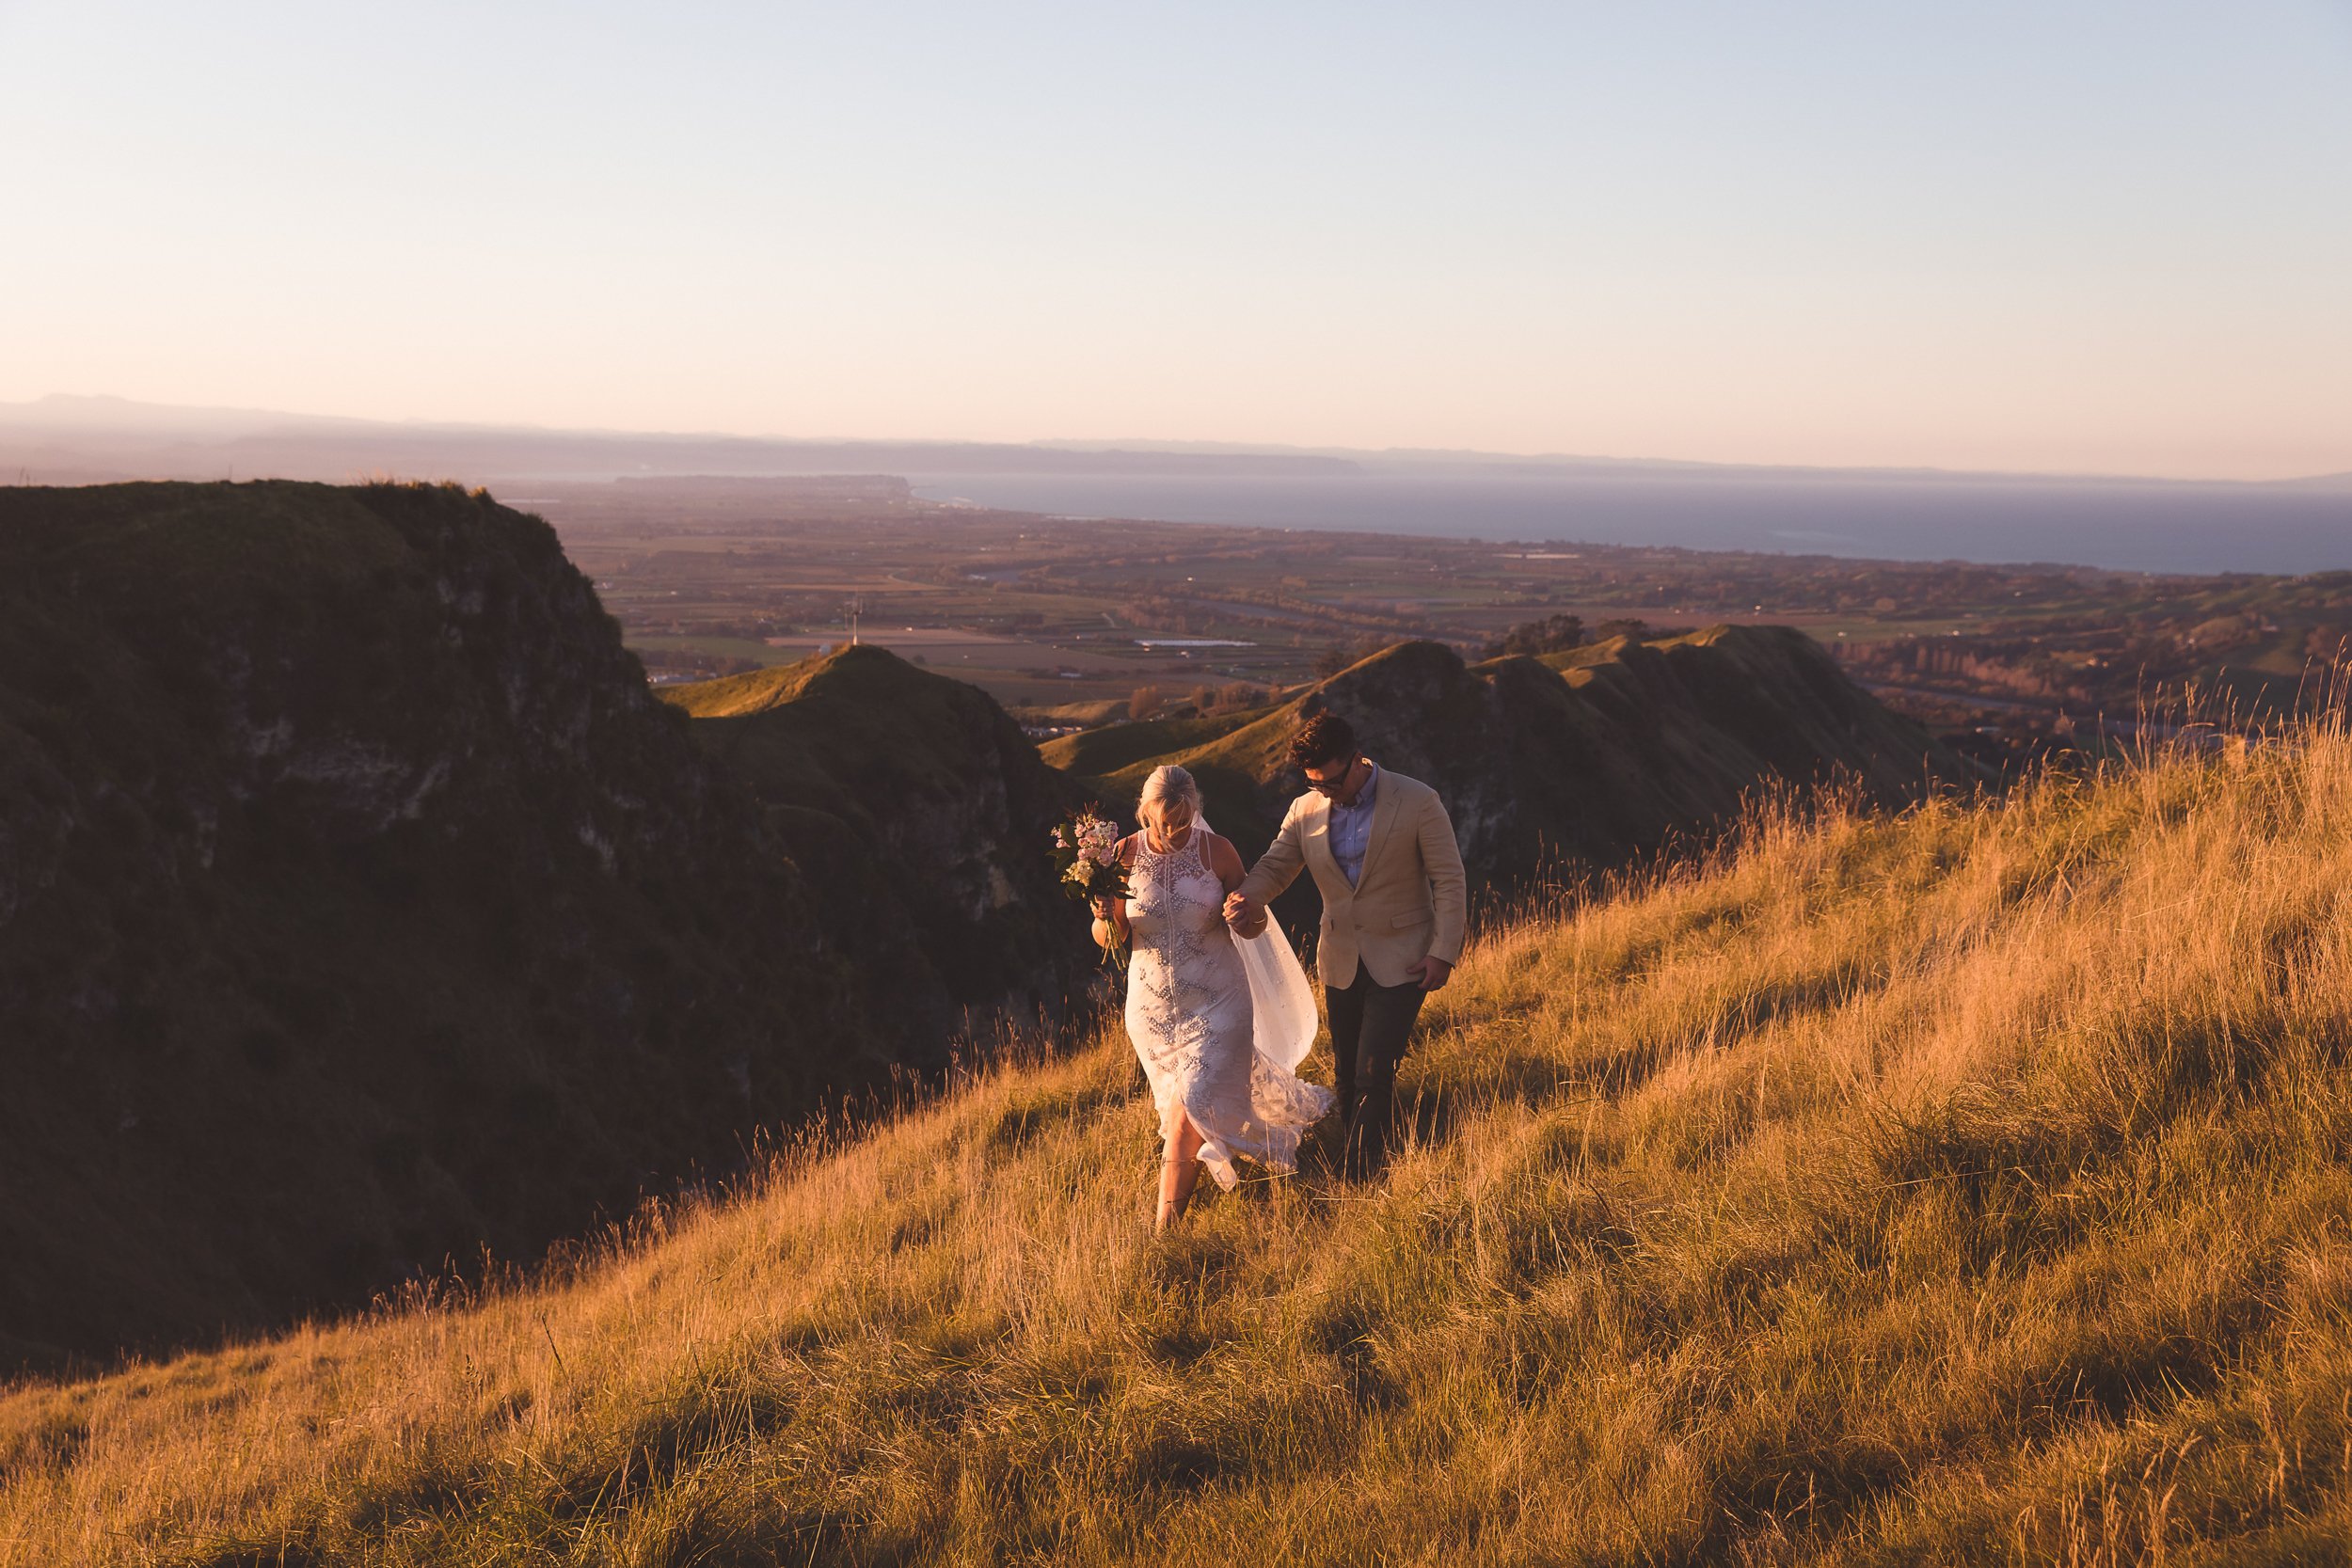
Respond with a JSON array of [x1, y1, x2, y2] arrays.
[[905, 470, 2352, 578]]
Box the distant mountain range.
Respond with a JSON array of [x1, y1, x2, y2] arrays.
[[0, 395, 1359, 484], [6, 394, 2344, 492]]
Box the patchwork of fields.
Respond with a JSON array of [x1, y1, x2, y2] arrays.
[[532, 478, 2352, 749]]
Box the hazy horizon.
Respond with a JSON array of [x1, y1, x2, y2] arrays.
[[7, 391, 2345, 575], [7, 390, 2350, 490], [5, 3, 2349, 482]]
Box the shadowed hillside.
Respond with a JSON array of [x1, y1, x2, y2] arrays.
[[1064, 627, 1972, 888], [660, 647, 1093, 1015], [0, 483, 969, 1370], [9, 724, 2352, 1562]]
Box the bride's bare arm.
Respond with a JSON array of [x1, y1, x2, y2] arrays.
[[1206, 832, 1246, 892], [1206, 834, 1265, 934]]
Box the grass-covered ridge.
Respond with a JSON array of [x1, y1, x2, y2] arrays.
[[10, 727, 2352, 1563], [1057, 629, 1967, 898], [1035, 706, 1273, 780]]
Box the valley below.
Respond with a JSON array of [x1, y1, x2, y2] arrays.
[[539, 476, 2352, 776]]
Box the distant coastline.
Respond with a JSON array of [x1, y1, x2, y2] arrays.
[[8, 394, 2345, 576], [906, 469, 2352, 577]]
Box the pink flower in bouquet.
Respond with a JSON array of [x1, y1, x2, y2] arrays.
[[1051, 809, 1133, 967]]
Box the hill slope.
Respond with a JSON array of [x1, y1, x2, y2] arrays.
[[660, 647, 1093, 1014], [1069, 626, 1970, 887], [1035, 707, 1269, 778], [9, 726, 2352, 1562], [0, 483, 943, 1369]]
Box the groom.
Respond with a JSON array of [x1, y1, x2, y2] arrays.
[[1225, 712, 1468, 1180]]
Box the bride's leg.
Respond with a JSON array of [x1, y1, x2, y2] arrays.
[[1157, 1110, 1206, 1229], [1172, 1117, 1205, 1212]]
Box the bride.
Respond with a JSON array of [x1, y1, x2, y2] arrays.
[[1091, 765, 1334, 1228]]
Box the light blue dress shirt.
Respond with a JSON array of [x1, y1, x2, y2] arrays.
[[1327, 764, 1380, 887]]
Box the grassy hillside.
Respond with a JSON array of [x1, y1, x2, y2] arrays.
[[10, 725, 2352, 1563]]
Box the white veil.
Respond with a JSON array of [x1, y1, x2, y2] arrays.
[[1233, 915, 1320, 1070], [1200, 814, 1319, 1070]]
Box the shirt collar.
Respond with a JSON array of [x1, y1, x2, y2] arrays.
[[1339, 761, 1379, 813]]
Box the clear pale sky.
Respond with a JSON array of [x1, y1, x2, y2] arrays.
[[4, 1, 2348, 479]]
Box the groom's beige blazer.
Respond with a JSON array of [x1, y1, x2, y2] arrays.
[[1238, 768, 1468, 990]]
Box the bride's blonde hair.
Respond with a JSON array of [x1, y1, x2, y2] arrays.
[[1138, 764, 1201, 828]]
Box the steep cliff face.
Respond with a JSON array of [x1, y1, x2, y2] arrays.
[[0, 482, 911, 1368], [661, 648, 1094, 1017], [1070, 627, 1972, 892]]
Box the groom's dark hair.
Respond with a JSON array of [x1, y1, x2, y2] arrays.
[[1288, 712, 1358, 774]]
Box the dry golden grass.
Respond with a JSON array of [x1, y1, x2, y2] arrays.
[[10, 727, 2352, 1564]]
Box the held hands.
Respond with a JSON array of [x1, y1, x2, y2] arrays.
[[1221, 891, 1268, 937]]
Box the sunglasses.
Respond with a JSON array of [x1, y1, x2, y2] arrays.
[[1303, 763, 1354, 794]]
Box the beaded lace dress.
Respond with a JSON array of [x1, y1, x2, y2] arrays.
[[1124, 827, 1335, 1189]]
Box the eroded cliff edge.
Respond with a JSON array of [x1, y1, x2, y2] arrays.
[[0, 482, 1028, 1367]]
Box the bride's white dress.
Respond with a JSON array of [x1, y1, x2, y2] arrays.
[[1124, 828, 1335, 1189]]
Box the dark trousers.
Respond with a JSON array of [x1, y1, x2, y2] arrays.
[[1325, 971, 1428, 1178]]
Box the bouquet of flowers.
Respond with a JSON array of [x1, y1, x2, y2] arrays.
[[1051, 809, 1130, 967]]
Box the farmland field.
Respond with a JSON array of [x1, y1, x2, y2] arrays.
[[532, 476, 2352, 748]]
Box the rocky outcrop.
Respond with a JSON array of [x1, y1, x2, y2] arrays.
[[661, 648, 1094, 1018], [0, 482, 923, 1368]]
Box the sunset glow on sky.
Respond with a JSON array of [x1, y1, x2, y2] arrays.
[[3, 1, 2347, 479]]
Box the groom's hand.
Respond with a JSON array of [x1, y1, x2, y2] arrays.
[[1222, 891, 1266, 935], [1408, 956, 1454, 992]]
